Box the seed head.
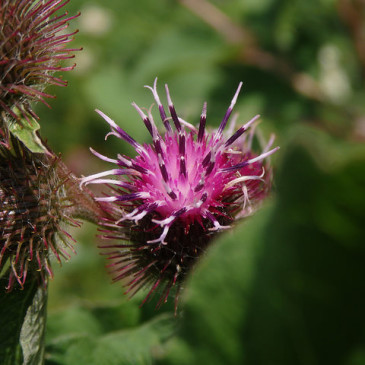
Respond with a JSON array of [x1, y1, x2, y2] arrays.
[[0, 137, 79, 290], [82, 79, 279, 310], [0, 0, 79, 122]]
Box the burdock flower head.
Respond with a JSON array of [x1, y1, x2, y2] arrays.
[[82, 79, 279, 310], [0, 137, 79, 290], [0, 0, 79, 122]]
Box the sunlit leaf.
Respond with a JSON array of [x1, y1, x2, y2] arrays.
[[9, 115, 47, 154]]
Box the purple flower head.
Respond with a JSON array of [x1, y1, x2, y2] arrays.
[[0, 0, 79, 122], [0, 137, 79, 290], [82, 79, 279, 311]]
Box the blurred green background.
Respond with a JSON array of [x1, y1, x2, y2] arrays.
[[35, 0, 365, 364]]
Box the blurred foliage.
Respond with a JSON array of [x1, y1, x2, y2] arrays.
[[31, 0, 365, 364]]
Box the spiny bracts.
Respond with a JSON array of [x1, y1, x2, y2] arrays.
[[0, 137, 79, 290], [0, 0, 79, 123]]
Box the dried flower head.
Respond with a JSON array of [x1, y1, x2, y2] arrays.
[[0, 0, 79, 122], [82, 79, 279, 310], [0, 137, 79, 290]]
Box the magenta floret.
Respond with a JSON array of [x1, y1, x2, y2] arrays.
[[82, 79, 278, 311]]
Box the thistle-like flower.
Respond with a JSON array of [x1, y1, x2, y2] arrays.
[[82, 79, 279, 310], [0, 0, 79, 122], [0, 137, 79, 290]]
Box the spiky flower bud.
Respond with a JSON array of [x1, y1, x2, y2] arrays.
[[0, 0, 79, 122], [82, 79, 279, 310], [0, 137, 79, 290]]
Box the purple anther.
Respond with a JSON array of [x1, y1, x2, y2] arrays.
[[168, 190, 177, 200], [165, 84, 182, 131], [145, 78, 172, 132], [179, 156, 187, 177], [96, 109, 142, 151], [179, 134, 185, 155], [160, 163, 169, 182], [205, 161, 215, 176], [202, 151, 211, 167], [132, 102, 153, 136], [224, 115, 260, 147], [116, 192, 147, 202], [217, 82, 243, 136], [197, 102, 207, 142]]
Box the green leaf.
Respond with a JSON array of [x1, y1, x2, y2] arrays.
[[20, 285, 48, 365], [171, 127, 365, 365], [176, 203, 272, 365], [46, 310, 174, 365], [0, 273, 47, 365], [46, 301, 140, 343], [9, 115, 47, 154]]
